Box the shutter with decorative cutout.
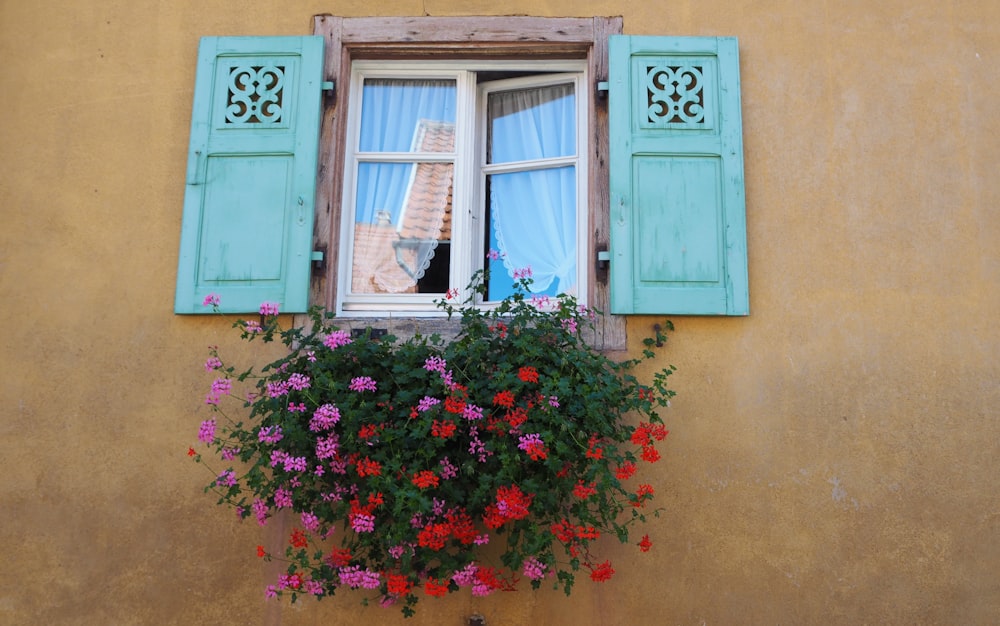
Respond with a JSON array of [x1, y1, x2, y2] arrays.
[[609, 36, 748, 315], [175, 36, 324, 314]]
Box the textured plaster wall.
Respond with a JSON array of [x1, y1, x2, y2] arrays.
[[1, 0, 998, 624]]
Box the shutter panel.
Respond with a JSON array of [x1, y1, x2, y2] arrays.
[[608, 36, 748, 315], [175, 36, 324, 314]]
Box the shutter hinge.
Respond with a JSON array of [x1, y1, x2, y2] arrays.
[[321, 80, 335, 101], [311, 249, 325, 273], [597, 249, 611, 270], [596, 80, 609, 98]]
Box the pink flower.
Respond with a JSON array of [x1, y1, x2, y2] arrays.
[[323, 330, 352, 350], [349, 376, 377, 392], [417, 396, 441, 412], [215, 470, 237, 487], [310, 404, 340, 431], [202, 293, 220, 307], [522, 556, 547, 580], [286, 373, 310, 390], [513, 266, 533, 279], [273, 488, 293, 509], [315, 434, 339, 459], [487, 248, 502, 261], [423, 356, 447, 373], [243, 320, 262, 334], [252, 498, 269, 526], [264, 584, 277, 599], [197, 419, 216, 444], [258, 425, 283, 444], [259, 301, 280, 316], [301, 511, 320, 533], [204, 356, 223, 371]]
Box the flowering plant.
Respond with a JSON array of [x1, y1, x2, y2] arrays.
[[191, 271, 675, 617]]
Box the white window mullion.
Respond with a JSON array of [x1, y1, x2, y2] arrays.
[[450, 70, 478, 301]]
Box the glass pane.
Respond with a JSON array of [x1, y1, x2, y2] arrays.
[[359, 79, 456, 153], [487, 82, 575, 164], [352, 162, 454, 294], [486, 166, 576, 301]]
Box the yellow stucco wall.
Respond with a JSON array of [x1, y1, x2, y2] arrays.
[[2, 0, 998, 624]]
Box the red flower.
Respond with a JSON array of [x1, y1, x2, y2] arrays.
[[356, 457, 382, 477], [329, 547, 352, 567], [443, 396, 466, 414], [638, 534, 652, 552], [256, 545, 267, 558], [505, 406, 528, 429], [446, 509, 478, 545], [522, 441, 548, 461], [483, 484, 533, 528], [573, 481, 597, 499], [358, 423, 382, 440], [411, 470, 440, 489], [551, 520, 576, 543], [615, 461, 637, 480], [290, 528, 308, 548], [387, 573, 412, 596], [431, 419, 456, 439], [640, 445, 661, 463], [586, 435, 604, 460], [423, 578, 450, 597], [518, 366, 539, 383], [493, 390, 515, 408], [187, 447, 196, 457], [417, 522, 451, 550], [588, 560, 615, 582]]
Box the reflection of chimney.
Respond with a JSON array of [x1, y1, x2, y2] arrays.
[[376, 210, 392, 225]]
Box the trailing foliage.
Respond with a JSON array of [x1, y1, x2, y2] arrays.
[[191, 272, 675, 617]]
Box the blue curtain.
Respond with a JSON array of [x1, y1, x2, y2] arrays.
[[486, 83, 577, 301], [353, 79, 455, 293], [355, 79, 456, 226]]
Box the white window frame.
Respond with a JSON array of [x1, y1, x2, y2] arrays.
[[336, 60, 588, 316], [311, 15, 626, 349]]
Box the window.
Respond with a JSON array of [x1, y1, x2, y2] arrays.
[[174, 18, 749, 349], [339, 62, 588, 314]]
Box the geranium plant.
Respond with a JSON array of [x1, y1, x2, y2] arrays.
[[190, 270, 675, 617]]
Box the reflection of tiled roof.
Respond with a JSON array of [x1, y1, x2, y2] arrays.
[[352, 120, 454, 294]]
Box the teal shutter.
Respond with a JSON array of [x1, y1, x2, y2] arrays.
[[175, 36, 324, 314], [608, 36, 748, 315]]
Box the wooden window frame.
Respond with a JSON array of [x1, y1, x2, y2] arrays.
[[309, 15, 625, 350]]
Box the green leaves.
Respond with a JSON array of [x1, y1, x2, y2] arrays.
[[192, 270, 676, 615]]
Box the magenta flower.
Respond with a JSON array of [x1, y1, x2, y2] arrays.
[[258, 425, 283, 444], [301, 511, 320, 533], [259, 301, 280, 316], [522, 556, 547, 580], [513, 266, 533, 279], [423, 356, 446, 374], [252, 498, 269, 526], [204, 356, 223, 371], [315, 434, 339, 459], [243, 320, 262, 334], [215, 470, 237, 487], [349, 376, 377, 392], [273, 488, 293, 509], [202, 293, 220, 307], [323, 330, 352, 350], [310, 404, 340, 431], [286, 373, 310, 391], [197, 419, 216, 444], [417, 396, 441, 412]]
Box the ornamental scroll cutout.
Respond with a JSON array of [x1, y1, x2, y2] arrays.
[[645, 64, 705, 127], [225, 65, 285, 125]]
